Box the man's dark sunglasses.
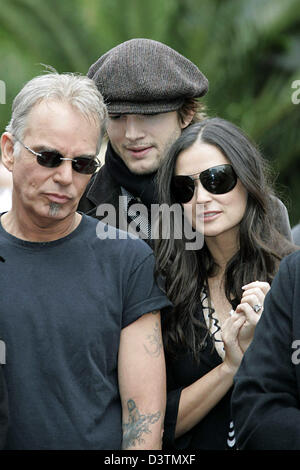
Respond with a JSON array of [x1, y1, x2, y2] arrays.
[[15, 138, 100, 175], [171, 164, 238, 204]]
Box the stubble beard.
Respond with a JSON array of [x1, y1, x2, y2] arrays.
[[121, 133, 181, 175]]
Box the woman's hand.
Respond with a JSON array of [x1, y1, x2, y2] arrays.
[[236, 281, 270, 353], [221, 313, 246, 375]]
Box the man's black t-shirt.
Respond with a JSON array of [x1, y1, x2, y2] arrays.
[[0, 214, 171, 449]]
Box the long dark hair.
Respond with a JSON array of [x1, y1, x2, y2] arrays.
[[155, 117, 296, 358]]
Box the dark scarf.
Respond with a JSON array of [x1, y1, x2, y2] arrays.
[[105, 142, 158, 208]]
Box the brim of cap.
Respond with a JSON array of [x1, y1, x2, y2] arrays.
[[106, 98, 185, 115]]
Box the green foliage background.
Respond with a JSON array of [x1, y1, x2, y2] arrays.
[[0, 0, 299, 225]]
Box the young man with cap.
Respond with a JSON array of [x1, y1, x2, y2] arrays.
[[78, 38, 292, 243], [78, 38, 208, 241]]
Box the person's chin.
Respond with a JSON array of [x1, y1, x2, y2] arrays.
[[127, 158, 160, 175], [38, 201, 72, 221]]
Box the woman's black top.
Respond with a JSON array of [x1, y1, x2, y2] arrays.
[[162, 293, 236, 450]]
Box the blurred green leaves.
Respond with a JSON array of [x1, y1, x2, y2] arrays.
[[0, 0, 299, 223]]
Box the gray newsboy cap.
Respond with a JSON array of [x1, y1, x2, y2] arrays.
[[88, 38, 209, 114]]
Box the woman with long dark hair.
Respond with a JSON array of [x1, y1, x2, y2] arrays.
[[155, 117, 296, 449]]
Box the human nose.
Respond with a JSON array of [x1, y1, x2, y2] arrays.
[[52, 160, 73, 185], [194, 181, 213, 204], [124, 116, 146, 141]]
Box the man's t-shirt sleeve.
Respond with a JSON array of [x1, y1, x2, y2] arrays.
[[122, 250, 172, 328]]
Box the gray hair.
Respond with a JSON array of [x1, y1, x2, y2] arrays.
[[6, 70, 108, 155]]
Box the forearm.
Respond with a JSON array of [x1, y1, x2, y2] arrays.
[[175, 362, 234, 438], [119, 312, 166, 450], [122, 397, 164, 450]]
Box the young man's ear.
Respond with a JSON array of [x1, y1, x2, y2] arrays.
[[1, 133, 15, 172], [180, 109, 195, 129]]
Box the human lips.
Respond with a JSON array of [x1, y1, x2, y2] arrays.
[[45, 193, 72, 204], [126, 145, 153, 158], [202, 211, 222, 221]]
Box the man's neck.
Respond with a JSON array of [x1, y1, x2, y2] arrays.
[[0, 210, 81, 242]]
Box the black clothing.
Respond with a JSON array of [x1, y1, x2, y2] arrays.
[[78, 163, 121, 220], [162, 294, 236, 450], [163, 341, 232, 450], [0, 367, 8, 449], [105, 142, 158, 208], [232, 250, 300, 450], [0, 215, 171, 449], [0, 257, 8, 449], [78, 146, 156, 244], [0, 366, 8, 450]]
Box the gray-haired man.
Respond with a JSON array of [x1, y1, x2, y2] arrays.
[[0, 72, 171, 449], [78, 38, 292, 242]]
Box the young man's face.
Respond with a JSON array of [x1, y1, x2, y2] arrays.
[[107, 111, 189, 175]]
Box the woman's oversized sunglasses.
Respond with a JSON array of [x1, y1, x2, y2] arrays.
[[14, 138, 100, 175], [171, 164, 238, 204]]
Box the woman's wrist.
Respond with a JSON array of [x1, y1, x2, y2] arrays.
[[219, 361, 238, 381]]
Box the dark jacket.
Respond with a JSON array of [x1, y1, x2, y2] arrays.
[[292, 222, 300, 246], [78, 164, 121, 219], [78, 161, 293, 241], [232, 250, 300, 449]]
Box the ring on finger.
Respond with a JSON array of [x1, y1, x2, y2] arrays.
[[252, 304, 262, 313]]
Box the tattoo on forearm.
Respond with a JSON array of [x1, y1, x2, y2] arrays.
[[122, 399, 161, 449], [144, 321, 163, 357]]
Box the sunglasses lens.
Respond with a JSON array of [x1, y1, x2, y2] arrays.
[[73, 158, 98, 174], [37, 151, 61, 168], [172, 165, 237, 203], [36, 152, 98, 174], [172, 176, 195, 203], [200, 164, 237, 194]]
